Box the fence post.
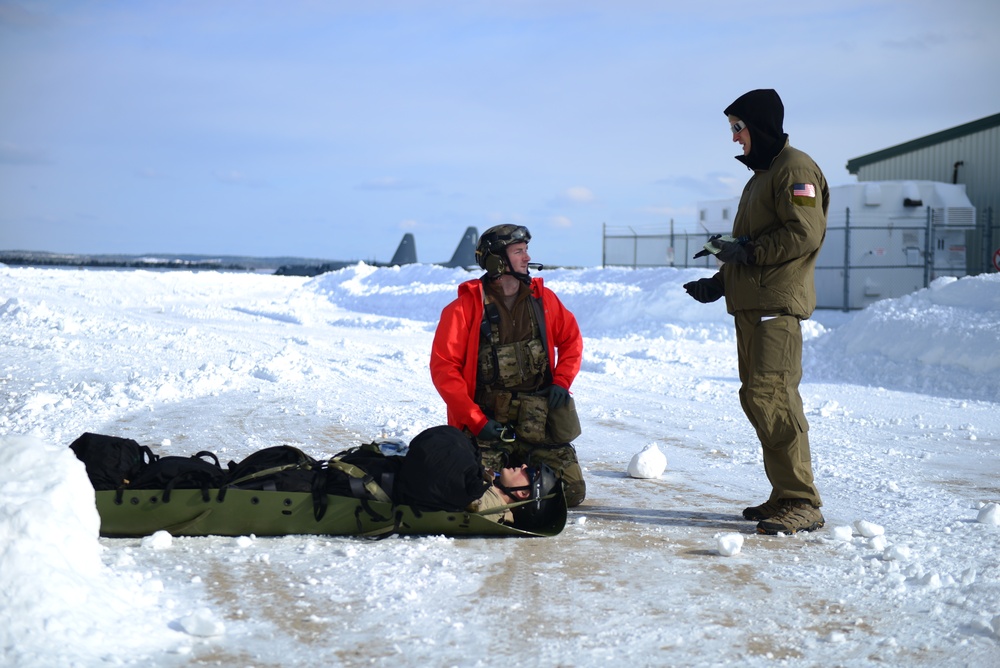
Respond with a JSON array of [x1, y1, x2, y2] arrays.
[[842, 207, 851, 312], [985, 206, 995, 274], [602, 222, 606, 268], [923, 206, 934, 287]]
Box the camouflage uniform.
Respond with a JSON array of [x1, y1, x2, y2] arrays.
[[431, 273, 586, 506]]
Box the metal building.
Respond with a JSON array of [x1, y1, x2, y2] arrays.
[[846, 112, 1000, 274]]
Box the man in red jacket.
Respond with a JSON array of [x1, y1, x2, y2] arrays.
[[430, 225, 586, 506]]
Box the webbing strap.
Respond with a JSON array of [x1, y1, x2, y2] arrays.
[[226, 462, 303, 488], [328, 459, 393, 503]]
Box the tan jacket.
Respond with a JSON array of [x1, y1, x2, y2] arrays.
[[718, 140, 829, 319], [467, 486, 515, 524]]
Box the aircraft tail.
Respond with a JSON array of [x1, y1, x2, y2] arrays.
[[389, 233, 417, 266], [442, 227, 478, 268]]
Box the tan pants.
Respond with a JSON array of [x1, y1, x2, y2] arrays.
[[734, 311, 821, 507]]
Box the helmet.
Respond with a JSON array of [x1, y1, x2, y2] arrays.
[[509, 462, 565, 532], [475, 225, 531, 278]]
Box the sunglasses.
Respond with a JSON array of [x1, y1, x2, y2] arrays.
[[730, 120, 747, 134]]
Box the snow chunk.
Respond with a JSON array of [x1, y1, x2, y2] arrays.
[[883, 545, 912, 561], [716, 533, 744, 557], [854, 519, 884, 537], [176, 608, 225, 637], [627, 443, 667, 479], [141, 530, 173, 550], [976, 502, 1000, 526], [831, 525, 853, 542]]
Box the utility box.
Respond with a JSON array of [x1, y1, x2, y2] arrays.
[[696, 180, 977, 310]]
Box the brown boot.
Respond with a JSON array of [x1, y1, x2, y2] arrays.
[[756, 500, 825, 535], [742, 499, 783, 521]]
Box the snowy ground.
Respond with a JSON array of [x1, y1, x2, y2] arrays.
[[1, 263, 998, 667]]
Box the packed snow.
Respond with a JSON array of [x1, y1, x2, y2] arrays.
[[1, 262, 998, 667]]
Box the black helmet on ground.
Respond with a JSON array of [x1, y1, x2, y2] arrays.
[[508, 462, 566, 532]]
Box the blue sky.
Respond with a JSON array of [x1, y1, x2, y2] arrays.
[[2, 0, 998, 267]]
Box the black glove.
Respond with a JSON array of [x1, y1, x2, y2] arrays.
[[544, 384, 571, 409], [478, 419, 505, 441], [714, 239, 755, 265], [683, 277, 724, 303]]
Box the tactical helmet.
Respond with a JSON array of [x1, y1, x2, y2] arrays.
[[509, 462, 565, 531], [475, 225, 531, 278]]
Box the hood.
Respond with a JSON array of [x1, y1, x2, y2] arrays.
[[725, 89, 788, 171]]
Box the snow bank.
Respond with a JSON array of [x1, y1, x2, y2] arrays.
[[806, 273, 1000, 402], [0, 436, 174, 666]]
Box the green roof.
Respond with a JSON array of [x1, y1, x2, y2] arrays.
[[846, 112, 1000, 174]]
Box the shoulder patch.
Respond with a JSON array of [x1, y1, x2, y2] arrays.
[[791, 182, 817, 206], [792, 183, 815, 198]]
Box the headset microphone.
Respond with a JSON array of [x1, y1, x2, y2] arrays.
[[527, 263, 544, 271]]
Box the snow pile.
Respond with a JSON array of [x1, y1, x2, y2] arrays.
[[0, 436, 174, 666], [806, 273, 1000, 402], [1, 263, 999, 666], [977, 503, 1000, 526]]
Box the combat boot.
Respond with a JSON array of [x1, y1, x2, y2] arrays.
[[756, 499, 825, 535], [742, 499, 783, 521]]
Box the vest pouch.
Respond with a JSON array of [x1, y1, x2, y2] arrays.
[[515, 394, 549, 443], [546, 396, 582, 444]]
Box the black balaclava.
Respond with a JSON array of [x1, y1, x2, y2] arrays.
[[724, 89, 788, 171]]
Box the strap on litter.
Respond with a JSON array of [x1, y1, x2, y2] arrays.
[[328, 459, 393, 503]]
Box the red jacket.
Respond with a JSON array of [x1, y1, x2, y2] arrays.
[[430, 276, 582, 435]]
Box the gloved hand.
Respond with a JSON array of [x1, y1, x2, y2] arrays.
[[713, 238, 755, 265], [693, 234, 722, 259], [683, 277, 724, 303], [544, 384, 571, 409], [477, 419, 505, 441]]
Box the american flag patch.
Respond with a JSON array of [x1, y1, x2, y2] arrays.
[[793, 183, 816, 198]]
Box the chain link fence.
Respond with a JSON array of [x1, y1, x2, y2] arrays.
[[603, 207, 997, 311]]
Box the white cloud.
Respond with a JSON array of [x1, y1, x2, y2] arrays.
[[565, 186, 595, 203], [214, 170, 266, 188], [356, 177, 422, 191], [552, 215, 573, 228]]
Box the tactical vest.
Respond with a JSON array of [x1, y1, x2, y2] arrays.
[[475, 290, 551, 439]]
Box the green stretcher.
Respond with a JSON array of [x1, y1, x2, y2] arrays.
[[95, 486, 567, 539]]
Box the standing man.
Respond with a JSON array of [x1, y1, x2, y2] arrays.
[[430, 225, 586, 506], [683, 89, 828, 535]]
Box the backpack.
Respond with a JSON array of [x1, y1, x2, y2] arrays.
[[127, 451, 227, 502], [393, 426, 490, 512], [69, 432, 157, 490], [324, 442, 402, 503], [225, 445, 320, 492]]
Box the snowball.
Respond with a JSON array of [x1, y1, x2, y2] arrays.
[[883, 544, 911, 561], [141, 530, 173, 550], [716, 533, 744, 557], [176, 608, 225, 637], [976, 502, 1000, 526], [831, 525, 854, 542], [627, 443, 667, 479], [918, 572, 942, 589], [854, 520, 884, 537]]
